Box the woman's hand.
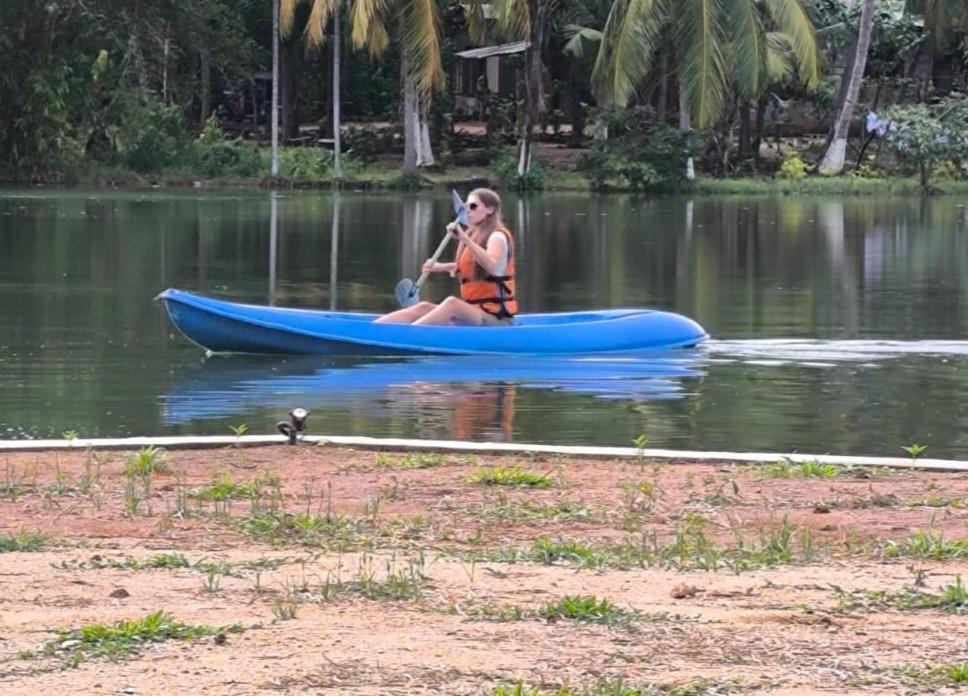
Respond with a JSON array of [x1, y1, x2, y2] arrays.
[[447, 222, 468, 241], [422, 260, 456, 274]]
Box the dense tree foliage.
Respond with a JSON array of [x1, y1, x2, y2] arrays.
[[2, 0, 967, 183]]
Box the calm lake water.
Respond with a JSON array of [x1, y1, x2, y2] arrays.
[[1, 189, 966, 457]]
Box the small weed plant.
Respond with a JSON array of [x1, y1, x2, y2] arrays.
[[0, 531, 48, 552], [882, 530, 968, 560], [470, 467, 553, 488], [376, 452, 448, 469], [756, 459, 844, 480], [45, 611, 242, 664]]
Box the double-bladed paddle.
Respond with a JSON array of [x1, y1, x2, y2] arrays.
[[394, 190, 469, 308]]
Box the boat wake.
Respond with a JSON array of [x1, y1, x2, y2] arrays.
[[705, 339, 968, 366]]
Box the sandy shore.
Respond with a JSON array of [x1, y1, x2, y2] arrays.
[[1, 444, 966, 694]]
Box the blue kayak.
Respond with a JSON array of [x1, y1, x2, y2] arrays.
[[157, 289, 708, 356]]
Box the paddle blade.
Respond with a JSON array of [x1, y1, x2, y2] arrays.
[[451, 190, 469, 227], [395, 278, 420, 308]]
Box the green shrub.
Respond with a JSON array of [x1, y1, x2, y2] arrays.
[[108, 94, 191, 173], [490, 147, 548, 190], [880, 97, 968, 187], [776, 152, 811, 180], [576, 110, 693, 190], [192, 115, 261, 178], [280, 147, 333, 181]]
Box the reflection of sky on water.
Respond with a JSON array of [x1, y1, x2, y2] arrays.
[[161, 352, 706, 424]]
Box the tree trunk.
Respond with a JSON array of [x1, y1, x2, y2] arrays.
[[656, 49, 669, 122], [739, 101, 751, 156], [281, 39, 298, 140], [518, 7, 550, 178], [678, 78, 695, 181], [752, 95, 766, 157], [819, 0, 875, 175], [271, 0, 280, 179], [332, 6, 342, 180], [199, 51, 211, 128], [402, 63, 434, 174]]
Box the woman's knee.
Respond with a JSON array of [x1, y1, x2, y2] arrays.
[[439, 296, 465, 310]]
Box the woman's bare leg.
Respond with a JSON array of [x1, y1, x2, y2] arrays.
[[374, 301, 437, 324], [413, 296, 486, 326]]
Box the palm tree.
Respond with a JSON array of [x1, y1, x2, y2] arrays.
[[818, 0, 874, 175], [591, 0, 820, 131], [283, 0, 444, 175], [282, 0, 343, 178], [465, 0, 560, 178]]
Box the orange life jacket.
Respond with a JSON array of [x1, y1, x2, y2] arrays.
[[457, 228, 518, 319]]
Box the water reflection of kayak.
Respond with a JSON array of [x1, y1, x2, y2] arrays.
[[157, 289, 708, 356], [160, 352, 707, 425]]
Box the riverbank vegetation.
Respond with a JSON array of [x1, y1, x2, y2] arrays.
[[3, 1, 968, 192]]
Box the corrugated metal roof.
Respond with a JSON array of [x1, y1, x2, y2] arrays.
[[455, 41, 530, 59]]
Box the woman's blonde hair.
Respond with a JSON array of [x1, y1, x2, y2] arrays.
[[469, 188, 504, 229]]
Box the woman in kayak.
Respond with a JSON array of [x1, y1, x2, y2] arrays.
[[376, 188, 518, 326]]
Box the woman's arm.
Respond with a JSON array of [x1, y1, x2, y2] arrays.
[[450, 224, 508, 277]]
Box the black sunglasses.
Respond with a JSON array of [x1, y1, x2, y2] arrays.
[[466, 201, 480, 210]]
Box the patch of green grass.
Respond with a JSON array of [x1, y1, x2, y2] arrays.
[[881, 530, 968, 560], [539, 595, 636, 627], [375, 452, 449, 469], [901, 662, 968, 687], [485, 679, 745, 696], [470, 496, 595, 524], [907, 496, 964, 509], [352, 554, 427, 601], [756, 460, 845, 480], [486, 515, 823, 573], [236, 510, 361, 547], [0, 531, 48, 552], [470, 467, 554, 488], [191, 473, 280, 502], [54, 552, 297, 578], [44, 611, 242, 664], [836, 576, 968, 615]]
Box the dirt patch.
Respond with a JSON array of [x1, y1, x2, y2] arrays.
[[0, 445, 967, 694]]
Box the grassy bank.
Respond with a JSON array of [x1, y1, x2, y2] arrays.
[[7, 154, 968, 196]]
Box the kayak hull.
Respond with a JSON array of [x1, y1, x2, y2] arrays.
[[157, 289, 708, 356]]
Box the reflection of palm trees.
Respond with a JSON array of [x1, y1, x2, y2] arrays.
[[268, 192, 279, 305], [400, 196, 434, 285], [330, 194, 340, 309]]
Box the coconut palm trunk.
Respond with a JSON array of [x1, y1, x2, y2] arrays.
[[819, 0, 875, 175], [402, 63, 435, 174], [271, 0, 281, 179], [332, 5, 342, 180]]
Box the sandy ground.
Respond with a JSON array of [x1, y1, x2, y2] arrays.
[[0, 445, 967, 695]]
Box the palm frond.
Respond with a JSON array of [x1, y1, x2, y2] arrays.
[[281, 0, 304, 37], [761, 0, 820, 87], [349, 0, 392, 56], [399, 0, 445, 95], [490, 0, 532, 41], [462, 0, 490, 45], [563, 24, 603, 60], [677, 0, 731, 128], [764, 31, 794, 83], [591, 0, 666, 106], [730, 0, 768, 100], [305, 0, 340, 47]]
